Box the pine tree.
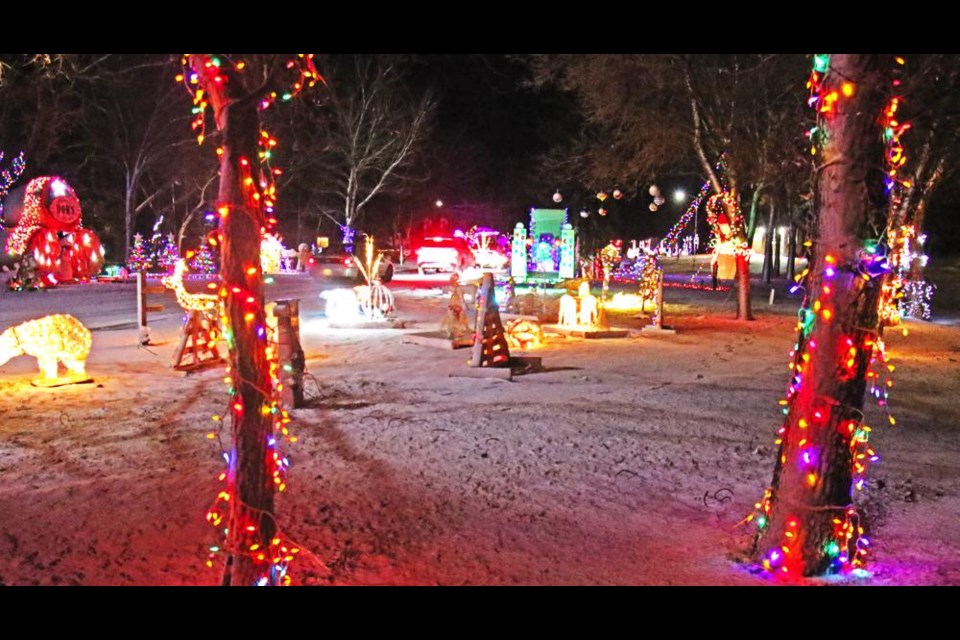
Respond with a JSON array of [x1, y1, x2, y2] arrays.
[[127, 233, 153, 272], [189, 242, 218, 275], [157, 233, 180, 273]]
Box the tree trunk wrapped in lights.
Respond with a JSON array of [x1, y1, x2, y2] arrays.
[[186, 54, 318, 586], [753, 54, 891, 577]]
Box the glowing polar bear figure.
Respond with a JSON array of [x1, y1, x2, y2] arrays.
[[0, 314, 92, 382]]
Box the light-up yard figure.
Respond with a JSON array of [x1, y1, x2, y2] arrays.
[[558, 282, 600, 330], [558, 291, 578, 327], [0, 314, 92, 385], [535, 235, 555, 272], [355, 235, 394, 321], [559, 223, 576, 279], [441, 273, 472, 341], [577, 281, 600, 327], [511, 223, 527, 281], [551, 280, 626, 339]]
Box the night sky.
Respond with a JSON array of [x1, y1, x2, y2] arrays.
[[406, 53, 960, 256], [403, 54, 711, 248], [2, 53, 957, 256]]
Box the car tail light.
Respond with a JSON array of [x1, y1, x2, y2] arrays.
[[343, 257, 353, 267]]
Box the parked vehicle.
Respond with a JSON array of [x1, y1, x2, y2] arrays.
[[465, 227, 508, 270], [309, 249, 394, 283], [414, 236, 474, 274]]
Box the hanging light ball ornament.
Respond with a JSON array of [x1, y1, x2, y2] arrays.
[[597, 191, 608, 202], [649, 185, 661, 197], [654, 196, 666, 206], [579, 209, 590, 218], [612, 189, 623, 200], [552, 189, 562, 203], [599, 208, 608, 216], [649, 203, 658, 212]]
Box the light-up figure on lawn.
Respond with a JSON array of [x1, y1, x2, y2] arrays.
[[578, 281, 599, 327], [0, 314, 92, 384], [558, 291, 578, 327]]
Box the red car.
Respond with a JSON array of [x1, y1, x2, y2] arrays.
[[414, 236, 474, 275]]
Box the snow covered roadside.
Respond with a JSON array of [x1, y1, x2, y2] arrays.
[[1, 277, 958, 585]]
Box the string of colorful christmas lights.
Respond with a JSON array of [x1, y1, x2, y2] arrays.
[[183, 54, 320, 585], [127, 234, 153, 273], [0, 150, 25, 199], [745, 54, 908, 577], [189, 241, 218, 275], [705, 191, 751, 258], [658, 160, 723, 252]]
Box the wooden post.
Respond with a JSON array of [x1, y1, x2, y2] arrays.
[[272, 299, 305, 408], [137, 272, 165, 345], [786, 224, 797, 283], [774, 227, 782, 277], [172, 309, 223, 372], [469, 274, 489, 368], [137, 272, 150, 345], [652, 272, 664, 328]]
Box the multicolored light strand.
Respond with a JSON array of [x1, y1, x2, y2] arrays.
[[747, 249, 893, 575], [189, 241, 218, 275], [747, 55, 908, 578], [0, 150, 25, 199], [179, 54, 320, 236], [183, 54, 320, 585], [658, 160, 723, 253], [127, 234, 153, 273]]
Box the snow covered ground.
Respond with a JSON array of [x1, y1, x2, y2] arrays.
[[1, 268, 958, 585]]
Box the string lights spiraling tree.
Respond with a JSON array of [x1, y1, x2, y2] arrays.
[[0, 150, 26, 199], [181, 54, 320, 586], [750, 54, 907, 577], [189, 240, 218, 275], [126, 233, 153, 273], [157, 233, 180, 274]]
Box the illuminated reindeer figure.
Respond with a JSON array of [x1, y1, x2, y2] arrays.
[[162, 258, 223, 371], [162, 258, 219, 312], [0, 314, 92, 383]]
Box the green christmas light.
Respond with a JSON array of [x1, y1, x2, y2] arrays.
[[799, 308, 816, 336], [813, 54, 830, 73]]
